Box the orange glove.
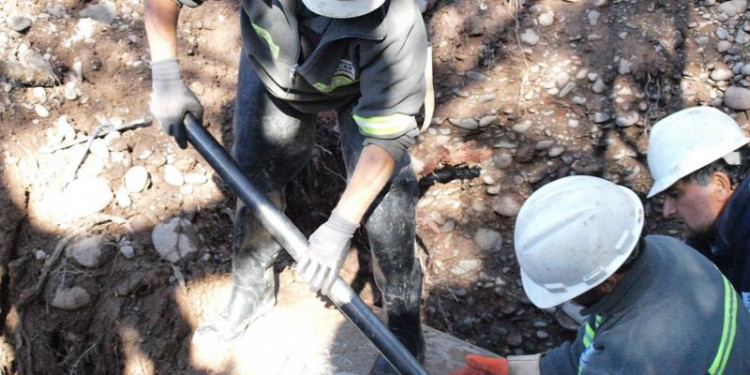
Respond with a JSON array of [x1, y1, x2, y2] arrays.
[[450, 354, 509, 375]]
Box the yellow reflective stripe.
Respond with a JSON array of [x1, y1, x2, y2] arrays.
[[313, 75, 357, 93], [709, 277, 732, 374], [353, 113, 413, 136], [251, 23, 279, 59], [709, 276, 738, 375], [720, 290, 738, 375], [584, 323, 595, 338], [578, 315, 602, 375]]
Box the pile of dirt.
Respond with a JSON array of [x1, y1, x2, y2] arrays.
[[0, 0, 748, 373]]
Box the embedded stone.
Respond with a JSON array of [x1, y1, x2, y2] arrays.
[[151, 217, 201, 263], [124, 166, 150, 193], [724, 86, 750, 109], [62, 177, 113, 220], [50, 286, 92, 310], [474, 228, 503, 252], [66, 236, 107, 268]]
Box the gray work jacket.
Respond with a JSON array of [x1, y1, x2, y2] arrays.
[[540, 235, 750, 375], [179, 0, 427, 140]]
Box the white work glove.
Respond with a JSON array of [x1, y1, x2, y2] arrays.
[[150, 58, 203, 149], [297, 211, 359, 295]]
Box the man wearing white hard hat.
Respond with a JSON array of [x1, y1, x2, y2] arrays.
[[646, 106, 750, 313], [452, 176, 750, 375], [144, 0, 428, 371]]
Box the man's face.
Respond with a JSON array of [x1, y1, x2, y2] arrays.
[[661, 177, 727, 236]]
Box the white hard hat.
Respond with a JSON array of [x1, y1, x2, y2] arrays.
[[514, 176, 644, 309], [647, 106, 750, 198], [301, 0, 386, 18]]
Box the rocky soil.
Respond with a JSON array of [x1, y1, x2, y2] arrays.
[[0, 0, 749, 373]]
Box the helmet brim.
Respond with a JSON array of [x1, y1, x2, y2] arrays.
[[520, 269, 595, 309]]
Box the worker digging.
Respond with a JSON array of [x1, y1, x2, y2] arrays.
[[145, 0, 430, 372], [145, 0, 750, 373]]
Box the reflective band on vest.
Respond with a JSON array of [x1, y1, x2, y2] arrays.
[[313, 75, 357, 93], [353, 113, 412, 136], [251, 22, 279, 59], [577, 315, 602, 375], [708, 276, 739, 375]]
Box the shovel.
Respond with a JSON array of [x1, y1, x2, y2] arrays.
[[183, 114, 429, 375]]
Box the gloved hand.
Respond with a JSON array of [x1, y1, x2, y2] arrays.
[[150, 58, 203, 149], [297, 211, 359, 295], [450, 355, 508, 375]]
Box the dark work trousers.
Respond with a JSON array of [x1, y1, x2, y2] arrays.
[[229, 51, 424, 355]]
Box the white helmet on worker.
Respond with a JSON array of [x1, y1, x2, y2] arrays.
[[647, 106, 750, 198], [514, 176, 644, 309], [302, 0, 386, 18]]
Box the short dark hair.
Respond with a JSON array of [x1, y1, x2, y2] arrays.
[[682, 144, 750, 189]]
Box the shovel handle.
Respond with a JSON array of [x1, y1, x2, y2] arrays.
[[183, 114, 429, 375]]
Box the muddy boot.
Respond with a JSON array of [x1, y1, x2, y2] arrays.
[[192, 281, 275, 345], [193, 199, 281, 346]]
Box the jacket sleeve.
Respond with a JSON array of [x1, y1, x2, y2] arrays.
[[353, 3, 428, 161], [539, 341, 580, 375], [542, 338, 624, 375]]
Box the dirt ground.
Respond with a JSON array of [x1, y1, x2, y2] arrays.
[[0, 0, 748, 373]]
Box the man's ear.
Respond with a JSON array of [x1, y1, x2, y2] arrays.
[[596, 274, 619, 294], [711, 171, 733, 202]]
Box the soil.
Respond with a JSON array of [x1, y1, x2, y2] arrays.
[[0, 0, 745, 373]]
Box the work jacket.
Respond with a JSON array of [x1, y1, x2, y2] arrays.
[[178, 0, 427, 142], [709, 174, 750, 313], [540, 235, 750, 375]]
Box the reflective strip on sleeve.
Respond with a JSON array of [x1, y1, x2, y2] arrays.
[[353, 113, 414, 136], [250, 22, 279, 59], [708, 276, 739, 375], [578, 315, 602, 375]]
